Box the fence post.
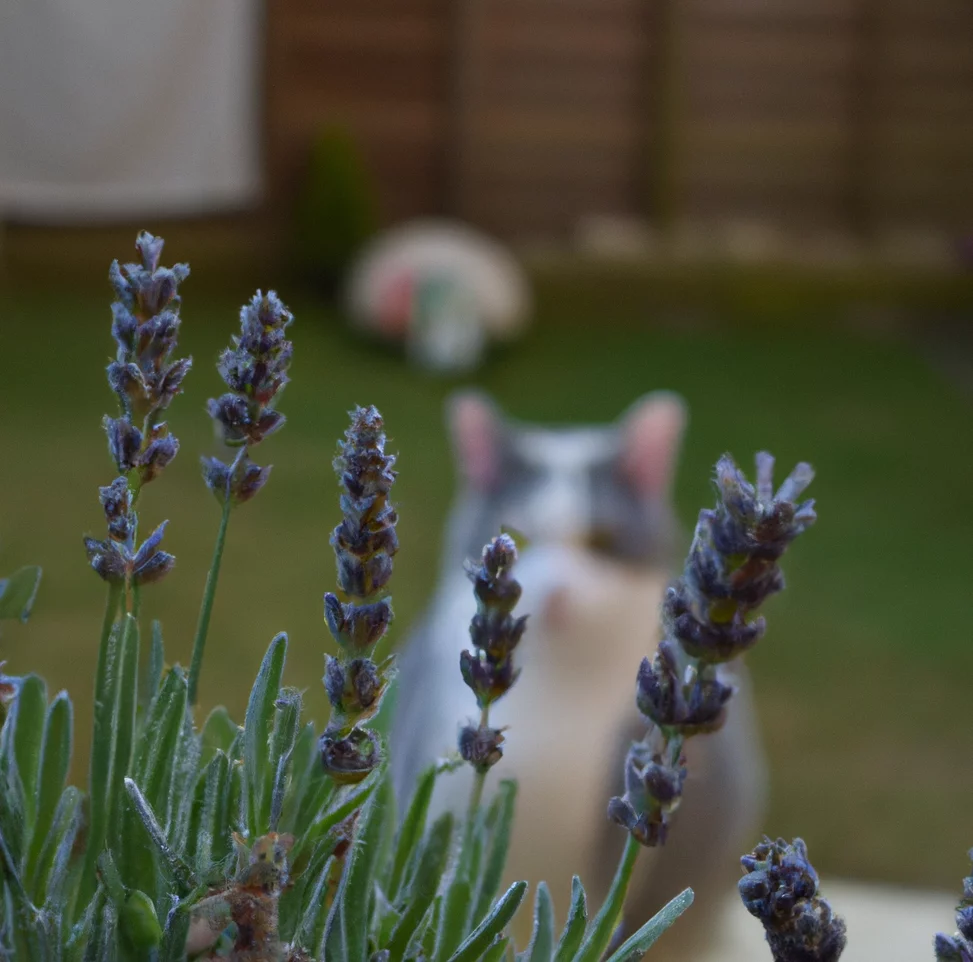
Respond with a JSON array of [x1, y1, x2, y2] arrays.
[[647, 0, 683, 236], [846, 0, 884, 238], [446, 0, 483, 219]]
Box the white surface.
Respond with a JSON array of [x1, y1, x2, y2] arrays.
[[0, 0, 260, 220], [699, 881, 955, 962]]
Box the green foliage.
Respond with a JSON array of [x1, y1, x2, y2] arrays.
[[294, 125, 378, 296], [0, 242, 693, 959], [0, 620, 692, 959], [0, 565, 42, 623]]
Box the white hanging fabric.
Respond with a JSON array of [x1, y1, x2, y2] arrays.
[[0, 0, 261, 221]]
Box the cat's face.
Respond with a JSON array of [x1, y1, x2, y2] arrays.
[[445, 391, 688, 567]]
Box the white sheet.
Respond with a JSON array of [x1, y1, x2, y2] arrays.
[[0, 0, 261, 221]]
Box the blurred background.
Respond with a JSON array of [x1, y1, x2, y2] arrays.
[[2, 0, 973, 898]]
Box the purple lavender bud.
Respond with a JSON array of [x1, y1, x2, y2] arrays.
[[458, 724, 506, 772], [937, 935, 973, 962], [665, 582, 766, 664], [84, 536, 127, 584], [319, 727, 381, 784], [324, 594, 393, 653], [157, 356, 192, 403], [99, 477, 133, 543], [207, 394, 252, 447], [135, 231, 166, 273], [104, 416, 143, 473], [130, 521, 175, 586], [666, 453, 816, 665], [324, 655, 380, 715], [205, 290, 293, 478], [137, 430, 179, 485], [329, 407, 398, 602], [457, 533, 527, 721], [739, 837, 846, 962], [935, 854, 973, 959], [107, 233, 191, 422], [609, 735, 687, 849]]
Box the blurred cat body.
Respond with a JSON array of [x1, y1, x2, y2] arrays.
[[391, 392, 767, 957]]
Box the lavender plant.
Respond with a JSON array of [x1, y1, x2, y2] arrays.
[[0, 232, 694, 962], [2, 229, 958, 962]]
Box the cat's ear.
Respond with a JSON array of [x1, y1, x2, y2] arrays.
[[446, 390, 504, 489], [618, 391, 688, 499]]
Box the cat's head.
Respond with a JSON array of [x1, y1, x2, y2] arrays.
[[444, 390, 688, 569]]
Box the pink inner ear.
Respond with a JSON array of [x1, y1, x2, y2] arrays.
[[620, 393, 688, 498], [449, 393, 500, 489]]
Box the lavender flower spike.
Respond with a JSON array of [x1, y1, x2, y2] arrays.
[[610, 452, 815, 849], [667, 452, 816, 664], [935, 853, 973, 961], [202, 290, 293, 505], [105, 230, 191, 488], [739, 837, 846, 962], [320, 406, 399, 784], [458, 533, 527, 773]]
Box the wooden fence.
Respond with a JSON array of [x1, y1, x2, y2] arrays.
[[265, 0, 973, 241]]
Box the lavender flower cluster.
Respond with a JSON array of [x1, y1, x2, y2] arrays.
[[609, 453, 815, 847], [935, 856, 973, 961], [85, 232, 189, 588], [319, 406, 398, 783], [739, 837, 847, 962], [202, 291, 294, 505], [458, 534, 527, 772]]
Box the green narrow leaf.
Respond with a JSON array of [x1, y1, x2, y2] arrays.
[[471, 780, 518, 927], [602, 888, 694, 962], [12, 673, 48, 834], [339, 780, 390, 962], [420, 895, 443, 960], [573, 835, 640, 962], [266, 687, 302, 832], [132, 665, 188, 816], [97, 851, 127, 908], [293, 853, 336, 956], [123, 777, 195, 895], [26, 690, 73, 889], [200, 705, 240, 766], [524, 881, 555, 962], [139, 620, 165, 719], [0, 817, 42, 956], [243, 633, 287, 838], [0, 565, 42, 622], [185, 751, 230, 875], [435, 878, 472, 962], [296, 766, 380, 860], [84, 889, 118, 962], [0, 749, 27, 873], [108, 615, 139, 844], [552, 877, 587, 962], [446, 881, 528, 962], [481, 937, 511, 962], [280, 722, 320, 835], [386, 812, 454, 961], [387, 762, 438, 904], [32, 784, 82, 906], [80, 590, 123, 913], [373, 886, 402, 947]]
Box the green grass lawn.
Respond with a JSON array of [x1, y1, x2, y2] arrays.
[[1, 274, 972, 890]]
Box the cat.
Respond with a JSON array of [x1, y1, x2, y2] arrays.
[[390, 391, 767, 957]]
